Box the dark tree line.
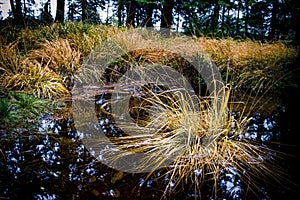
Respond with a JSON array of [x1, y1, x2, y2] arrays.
[[3, 0, 300, 43]]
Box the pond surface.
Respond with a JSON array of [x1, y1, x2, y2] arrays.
[[1, 85, 300, 200]]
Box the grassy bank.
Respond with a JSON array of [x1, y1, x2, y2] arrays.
[[0, 22, 298, 100]]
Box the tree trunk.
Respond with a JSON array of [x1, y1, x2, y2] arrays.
[[145, 3, 154, 27], [221, 2, 226, 34], [117, 0, 124, 26], [235, 0, 240, 36], [10, 0, 23, 24], [161, 0, 174, 35], [106, 0, 110, 25], [269, 0, 278, 39], [22, 0, 26, 17], [82, 0, 87, 22], [126, 0, 137, 27], [68, 3, 75, 21], [9, 0, 16, 16], [15, 0, 22, 18], [291, 0, 300, 45], [55, 0, 65, 22], [211, 0, 220, 31], [41, 0, 53, 23], [244, 0, 249, 38]]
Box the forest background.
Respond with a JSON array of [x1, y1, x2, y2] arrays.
[[0, 0, 299, 44]]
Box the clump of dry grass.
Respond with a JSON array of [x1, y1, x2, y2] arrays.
[[196, 38, 299, 116], [0, 42, 69, 98], [64, 24, 123, 57], [101, 78, 287, 198], [0, 42, 22, 74], [30, 38, 82, 90], [197, 38, 299, 90], [1, 58, 68, 99]]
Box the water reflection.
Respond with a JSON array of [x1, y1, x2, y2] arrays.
[[0, 98, 298, 199]]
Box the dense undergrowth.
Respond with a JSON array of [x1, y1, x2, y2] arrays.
[[0, 22, 298, 100]]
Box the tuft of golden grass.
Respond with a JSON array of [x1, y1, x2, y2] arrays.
[[30, 38, 82, 90], [65, 23, 123, 57], [0, 42, 22, 74], [1, 58, 69, 99], [197, 38, 299, 90], [0, 40, 69, 98], [100, 73, 288, 198]]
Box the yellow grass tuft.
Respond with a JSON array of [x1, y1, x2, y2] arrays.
[[0, 42, 22, 74], [30, 38, 81, 89], [1, 58, 69, 99], [197, 38, 299, 89], [99, 74, 288, 198], [0, 41, 69, 98]]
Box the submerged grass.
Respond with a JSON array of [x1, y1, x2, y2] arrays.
[[0, 91, 55, 130]]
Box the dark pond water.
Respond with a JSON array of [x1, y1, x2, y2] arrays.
[[1, 82, 300, 200]]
